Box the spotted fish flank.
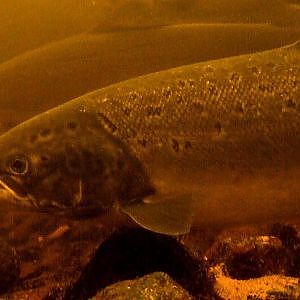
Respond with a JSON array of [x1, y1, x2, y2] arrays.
[[0, 42, 299, 235]]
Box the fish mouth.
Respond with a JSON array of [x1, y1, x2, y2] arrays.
[[0, 175, 38, 207]]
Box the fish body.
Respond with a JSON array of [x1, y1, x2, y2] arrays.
[[0, 42, 299, 235], [1, 0, 300, 63]]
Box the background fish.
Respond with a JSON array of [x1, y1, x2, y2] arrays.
[[0, 42, 299, 235], [0, 23, 299, 135], [99, 0, 300, 30], [1, 0, 299, 63]]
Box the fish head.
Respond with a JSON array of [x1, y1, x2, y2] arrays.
[[0, 109, 153, 212], [0, 113, 86, 210]]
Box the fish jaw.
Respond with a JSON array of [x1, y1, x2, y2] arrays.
[[0, 175, 38, 207]]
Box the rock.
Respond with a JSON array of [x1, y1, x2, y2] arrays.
[[1, 203, 299, 299], [66, 227, 210, 299], [92, 272, 194, 300], [0, 238, 20, 293], [210, 264, 300, 300], [271, 223, 300, 276], [271, 223, 300, 249], [0, 202, 119, 299], [206, 226, 296, 279], [203, 222, 300, 299]]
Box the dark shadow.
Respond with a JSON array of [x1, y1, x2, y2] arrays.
[[61, 227, 211, 300]]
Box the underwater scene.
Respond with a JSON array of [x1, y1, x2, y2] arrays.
[[0, 0, 299, 299]]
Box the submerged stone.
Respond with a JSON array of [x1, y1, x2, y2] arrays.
[[92, 272, 194, 300], [210, 264, 300, 300]]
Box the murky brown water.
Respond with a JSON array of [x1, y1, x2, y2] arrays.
[[0, 1, 299, 299]]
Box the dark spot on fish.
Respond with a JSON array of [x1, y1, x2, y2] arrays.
[[214, 121, 222, 135], [229, 72, 241, 82], [235, 103, 245, 115], [266, 62, 275, 69], [145, 106, 162, 117], [192, 101, 204, 113], [122, 107, 131, 116], [67, 121, 77, 131], [162, 87, 172, 98], [171, 138, 179, 152], [250, 66, 260, 74], [184, 141, 192, 150], [176, 94, 184, 104], [29, 134, 38, 144], [97, 112, 117, 133], [178, 80, 186, 88], [285, 98, 297, 109], [250, 66, 261, 75], [290, 79, 297, 88], [258, 82, 273, 93], [188, 79, 195, 87], [138, 138, 147, 147], [204, 65, 214, 73], [65, 144, 81, 171], [40, 128, 51, 137], [123, 129, 133, 139], [129, 92, 138, 101], [81, 149, 102, 174], [206, 82, 218, 96]]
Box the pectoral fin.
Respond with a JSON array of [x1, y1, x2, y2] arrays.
[[120, 194, 196, 236]]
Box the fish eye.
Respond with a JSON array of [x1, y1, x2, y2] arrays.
[[10, 157, 28, 175]]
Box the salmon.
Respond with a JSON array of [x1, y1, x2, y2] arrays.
[[0, 42, 299, 235]]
